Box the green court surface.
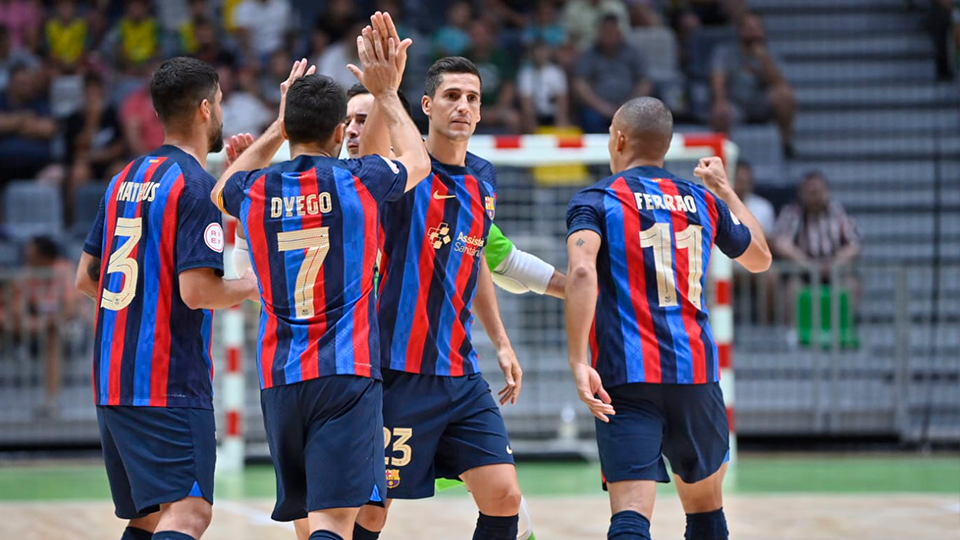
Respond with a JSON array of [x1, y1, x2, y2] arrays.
[[0, 454, 957, 501]]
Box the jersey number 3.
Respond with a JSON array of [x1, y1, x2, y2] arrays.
[[639, 223, 704, 309], [101, 217, 142, 312], [277, 227, 330, 319]]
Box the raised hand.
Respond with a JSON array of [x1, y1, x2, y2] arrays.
[[694, 156, 731, 195], [347, 11, 412, 95], [224, 133, 255, 168], [278, 58, 316, 124], [369, 11, 411, 82]]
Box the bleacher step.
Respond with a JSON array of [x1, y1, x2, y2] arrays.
[[783, 59, 937, 85], [796, 83, 959, 109]]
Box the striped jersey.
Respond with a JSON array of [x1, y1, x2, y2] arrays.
[[378, 152, 497, 376], [566, 166, 751, 387], [220, 154, 407, 389], [83, 145, 224, 408]]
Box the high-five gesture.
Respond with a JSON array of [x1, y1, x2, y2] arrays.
[[347, 12, 412, 96], [278, 58, 316, 124]]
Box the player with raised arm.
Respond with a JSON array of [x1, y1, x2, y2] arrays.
[[350, 13, 525, 540], [210, 20, 430, 540], [564, 97, 771, 540], [74, 57, 259, 540]]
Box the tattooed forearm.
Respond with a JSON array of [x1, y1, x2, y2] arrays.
[[87, 259, 101, 282]]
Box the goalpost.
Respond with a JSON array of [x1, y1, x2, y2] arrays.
[[210, 132, 739, 476]]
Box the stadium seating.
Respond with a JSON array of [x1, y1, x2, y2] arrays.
[[2, 181, 64, 242]]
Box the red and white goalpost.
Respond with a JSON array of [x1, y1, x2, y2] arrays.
[[208, 132, 739, 474]]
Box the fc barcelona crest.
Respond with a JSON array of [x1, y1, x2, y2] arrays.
[[485, 196, 496, 220], [386, 468, 401, 489]]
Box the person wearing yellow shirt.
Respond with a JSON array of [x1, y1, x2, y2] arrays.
[[44, 0, 88, 67]]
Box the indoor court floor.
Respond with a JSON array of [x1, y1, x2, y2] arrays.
[[0, 456, 957, 540]]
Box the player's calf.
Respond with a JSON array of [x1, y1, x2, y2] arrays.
[[462, 464, 522, 540], [152, 496, 213, 540], [675, 464, 728, 540]]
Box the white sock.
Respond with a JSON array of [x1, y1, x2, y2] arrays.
[[518, 496, 534, 540]]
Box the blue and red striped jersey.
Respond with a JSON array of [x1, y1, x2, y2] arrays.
[[378, 152, 497, 377], [83, 145, 224, 408], [566, 166, 751, 386], [220, 154, 407, 389]]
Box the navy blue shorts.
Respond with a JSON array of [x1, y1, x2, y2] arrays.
[[260, 376, 386, 521], [596, 382, 729, 485], [97, 406, 216, 519], [380, 369, 515, 500]]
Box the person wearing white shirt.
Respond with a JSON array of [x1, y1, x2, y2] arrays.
[[518, 40, 570, 132], [234, 0, 292, 59], [734, 160, 776, 236]]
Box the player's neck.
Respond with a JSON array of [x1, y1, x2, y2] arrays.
[[290, 143, 333, 160], [163, 134, 208, 169], [425, 132, 468, 167], [616, 157, 664, 174]]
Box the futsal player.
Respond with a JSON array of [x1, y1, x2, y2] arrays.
[[211, 23, 431, 540], [347, 14, 524, 540], [74, 57, 260, 540], [343, 83, 565, 301], [564, 97, 772, 540]]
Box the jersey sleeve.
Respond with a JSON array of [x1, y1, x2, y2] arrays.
[[82, 195, 106, 256], [177, 179, 225, 275], [484, 223, 515, 270], [220, 169, 260, 218], [712, 195, 752, 259], [566, 190, 603, 238], [355, 155, 408, 203]]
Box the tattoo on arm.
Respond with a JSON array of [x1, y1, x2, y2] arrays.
[[576, 238, 586, 247], [87, 259, 101, 282]]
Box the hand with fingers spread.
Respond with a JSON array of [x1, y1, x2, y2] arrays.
[[224, 133, 255, 168], [347, 12, 412, 97], [368, 11, 410, 82], [278, 58, 317, 124], [694, 156, 731, 195], [497, 345, 523, 405], [571, 362, 615, 423]]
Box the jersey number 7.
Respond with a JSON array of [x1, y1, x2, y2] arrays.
[[277, 227, 330, 319]]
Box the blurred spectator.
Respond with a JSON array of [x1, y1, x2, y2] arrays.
[[562, 0, 629, 51], [219, 64, 271, 137], [306, 19, 331, 68], [0, 24, 38, 93], [574, 14, 652, 133], [43, 0, 89, 70], [488, 0, 535, 30], [929, 0, 960, 79], [466, 19, 520, 134], [64, 73, 127, 218], [315, 0, 359, 45], [734, 160, 775, 235], [710, 12, 796, 154], [432, 1, 473, 59], [675, 0, 744, 28], [522, 0, 567, 49], [119, 79, 164, 156], [0, 0, 41, 52], [518, 40, 569, 132], [104, 0, 160, 69], [233, 0, 292, 61], [0, 62, 55, 183], [11, 236, 81, 407], [625, 0, 665, 27], [189, 16, 237, 66], [177, 0, 215, 55], [317, 20, 365, 91], [774, 171, 861, 272]]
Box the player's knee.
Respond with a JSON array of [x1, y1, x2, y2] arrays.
[[163, 499, 212, 537], [484, 482, 523, 515], [356, 503, 389, 531]]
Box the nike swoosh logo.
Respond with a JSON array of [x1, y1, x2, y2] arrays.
[[433, 191, 456, 200], [506, 446, 513, 455]]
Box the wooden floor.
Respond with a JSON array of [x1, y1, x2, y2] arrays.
[[1, 494, 957, 540]]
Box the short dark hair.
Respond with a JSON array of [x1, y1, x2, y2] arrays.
[[346, 84, 414, 119], [150, 57, 219, 126], [615, 96, 673, 158], [284, 74, 346, 144], [736, 159, 752, 171], [424, 56, 481, 98]]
